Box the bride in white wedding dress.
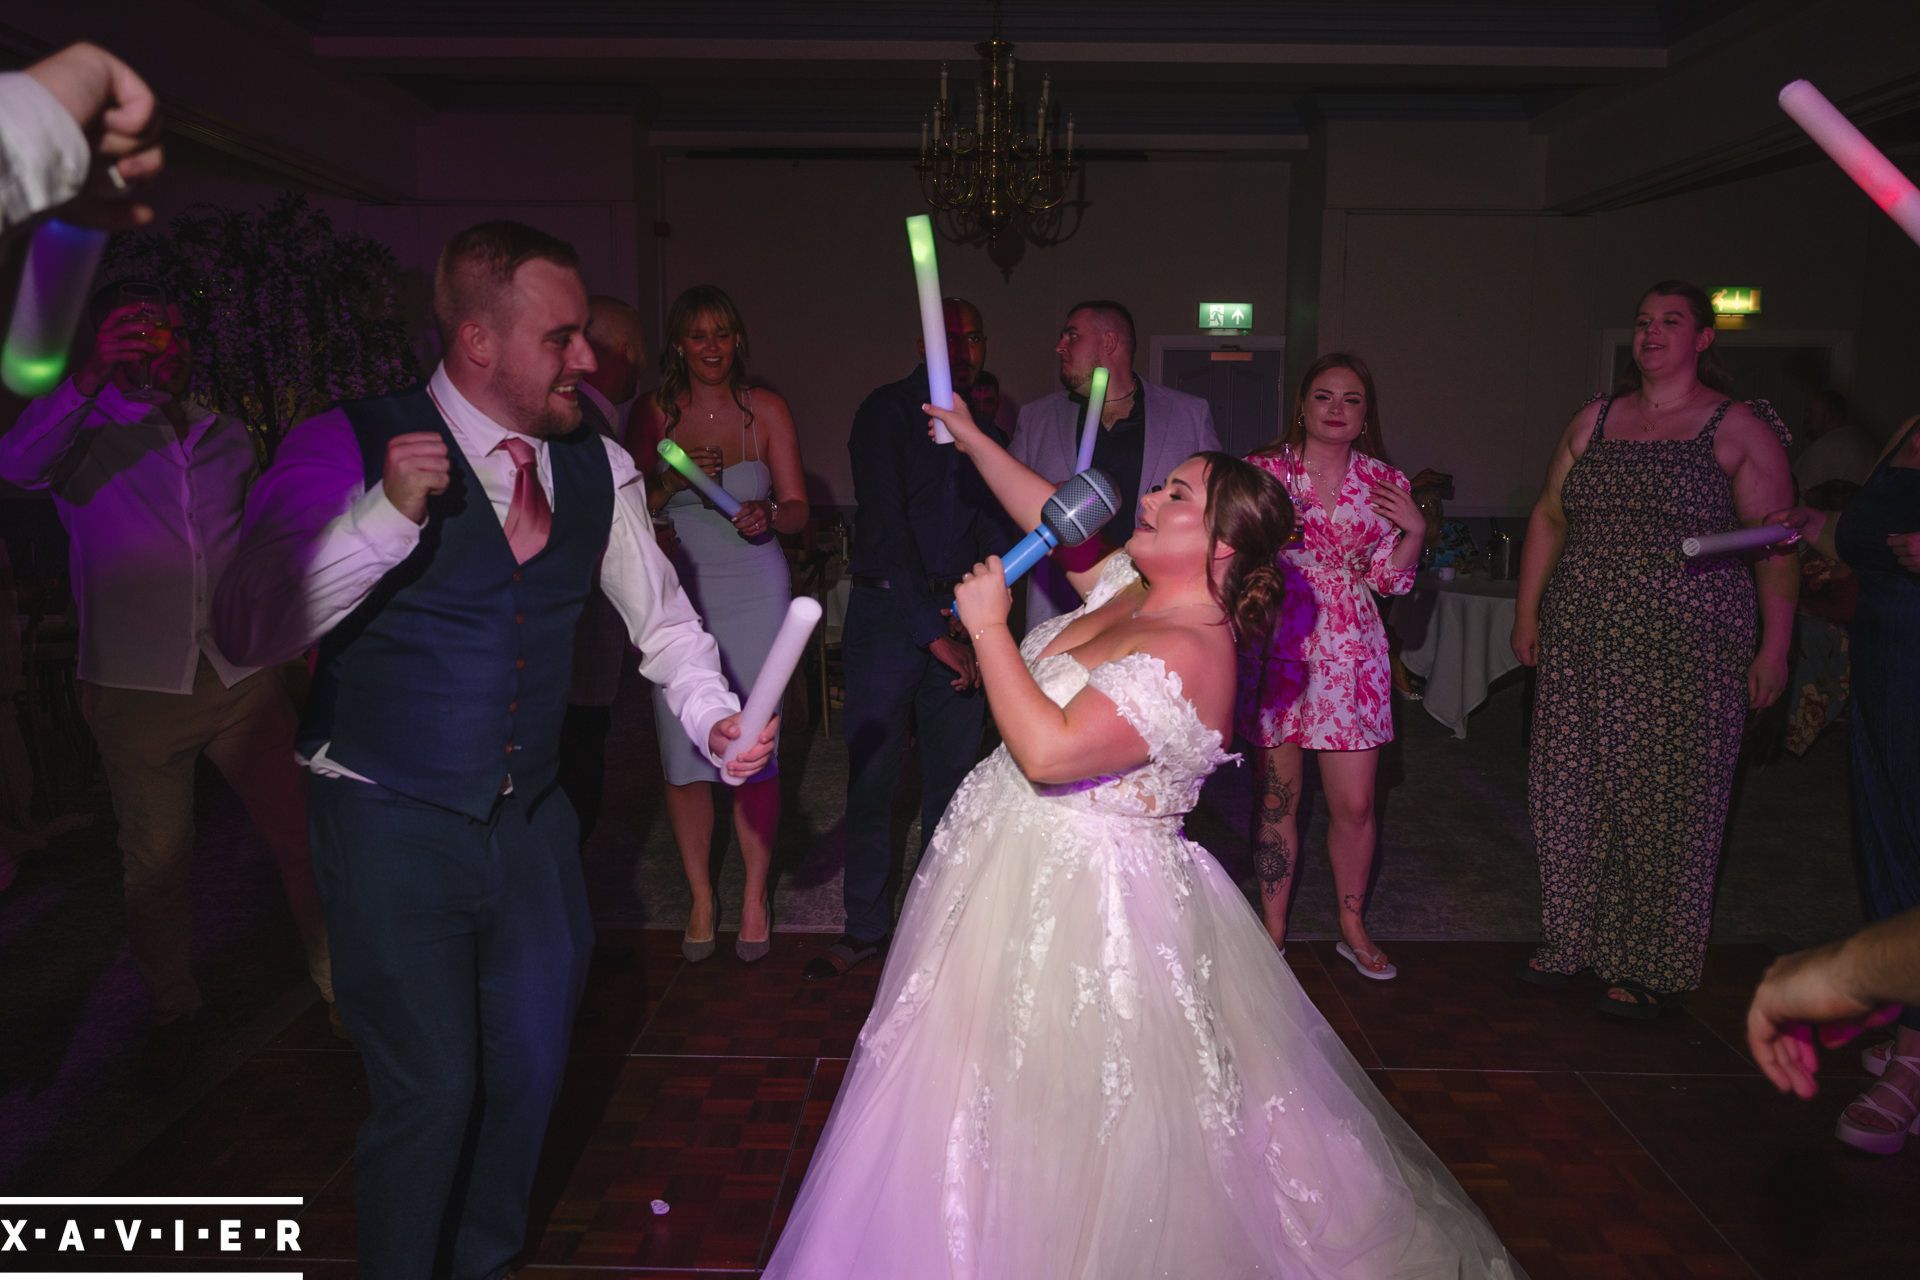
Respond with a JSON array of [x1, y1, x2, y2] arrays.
[[764, 403, 1521, 1279]]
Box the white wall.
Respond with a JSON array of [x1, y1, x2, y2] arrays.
[[1318, 130, 1891, 514], [657, 156, 1289, 505]]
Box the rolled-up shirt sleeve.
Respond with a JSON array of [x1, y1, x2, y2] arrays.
[[597, 439, 741, 761], [0, 72, 88, 235], [211, 409, 422, 666], [0, 379, 99, 488]]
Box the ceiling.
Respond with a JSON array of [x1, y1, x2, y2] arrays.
[[246, 0, 1786, 145]]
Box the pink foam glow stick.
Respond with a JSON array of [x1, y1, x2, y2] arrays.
[[1779, 80, 1920, 247]]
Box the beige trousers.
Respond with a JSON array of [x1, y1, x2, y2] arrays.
[[82, 659, 331, 1020]]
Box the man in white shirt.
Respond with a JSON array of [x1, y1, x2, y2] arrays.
[[212, 222, 771, 1280], [1, 42, 162, 237], [1794, 389, 1881, 493], [561, 295, 646, 845], [0, 290, 333, 1042]]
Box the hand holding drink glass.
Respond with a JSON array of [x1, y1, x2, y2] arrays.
[[73, 286, 179, 401]]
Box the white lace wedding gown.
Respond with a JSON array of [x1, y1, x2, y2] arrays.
[[765, 556, 1522, 1279]]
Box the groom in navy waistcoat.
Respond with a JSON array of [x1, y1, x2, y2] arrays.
[[213, 221, 773, 1280]]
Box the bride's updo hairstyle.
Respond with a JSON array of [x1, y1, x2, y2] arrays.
[[1196, 451, 1292, 647]]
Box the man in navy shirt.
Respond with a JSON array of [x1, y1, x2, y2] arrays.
[[806, 297, 1010, 979]]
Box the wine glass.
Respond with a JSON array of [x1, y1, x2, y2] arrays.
[[117, 283, 169, 399]]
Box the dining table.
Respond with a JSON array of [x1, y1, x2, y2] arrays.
[[1391, 571, 1522, 739]]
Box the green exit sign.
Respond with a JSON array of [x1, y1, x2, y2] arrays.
[[1198, 301, 1253, 332], [1710, 286, 1762, 316]]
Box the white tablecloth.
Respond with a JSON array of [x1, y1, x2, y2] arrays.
[[1392, 574, 1521, 739]]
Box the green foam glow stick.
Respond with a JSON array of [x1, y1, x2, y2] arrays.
[[1074, 366, 1110, 473], [3, 220, 109, 398], [658, 438, 742, 517], [905, 214, 955, 443]]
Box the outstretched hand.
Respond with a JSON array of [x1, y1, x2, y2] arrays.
[[1746, 941, 1899, 1099], [25, 42, 164, 229], [1765, 505, 1826, 549], [924, 402, 986, 455]]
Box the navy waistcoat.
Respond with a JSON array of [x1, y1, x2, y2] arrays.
[[298, 388, 615, 819]]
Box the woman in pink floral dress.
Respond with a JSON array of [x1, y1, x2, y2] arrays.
[[1240, 353, 1424, 978]]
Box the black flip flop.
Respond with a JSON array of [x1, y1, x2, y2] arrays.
[[1519, 962, 1573, 988], [1597, 978, 1670, 1020]]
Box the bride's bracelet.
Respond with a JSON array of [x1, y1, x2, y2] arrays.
[[971, 622, 1009, 643]]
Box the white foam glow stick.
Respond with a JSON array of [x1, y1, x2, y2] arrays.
[[1073, 365, 1110, 474], [905, 214, 955, 443], [720, 595, 822, 784], [1681, 524, 1796, 559], [1779, 80, 1920, 248], [3, 220, 109, 397], [658, 438, 743, 518]]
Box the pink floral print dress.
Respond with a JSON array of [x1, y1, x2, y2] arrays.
[[1237, 448, 1415, 751]]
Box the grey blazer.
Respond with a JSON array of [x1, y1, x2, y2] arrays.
[[1008, 377, 1220, 629]]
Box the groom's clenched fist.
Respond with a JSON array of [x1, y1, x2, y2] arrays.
[[383, 432, 451, 524]]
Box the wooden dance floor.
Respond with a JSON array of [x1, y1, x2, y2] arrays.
[[55, 931, 1911, 1278]]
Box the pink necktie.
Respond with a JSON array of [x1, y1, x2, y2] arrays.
[[495, 436, 551, 563]]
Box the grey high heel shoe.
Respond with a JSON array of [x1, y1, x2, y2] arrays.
[[735, 894, 771, 963], [682, 901, 717, 963]]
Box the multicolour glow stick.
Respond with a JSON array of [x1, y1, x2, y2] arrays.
[[720, 595, 822, 784], [1681, 524, 1796, 559], [1073, 365, 1110, 473], [1779, 80, 1920, 248], [657, 439, 742, 518], [905, 214, 955, 443], [3, 220, 109, 397]]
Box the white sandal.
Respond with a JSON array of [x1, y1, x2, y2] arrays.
[[1836, 1054, 1920, 1156], [1335, 940, 1398, 981], [1862, 1039, 1892, 1077]]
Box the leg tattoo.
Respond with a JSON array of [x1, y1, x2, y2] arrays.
[[1255, 779, 1296, 896], [1341, 892, 1364, 916]]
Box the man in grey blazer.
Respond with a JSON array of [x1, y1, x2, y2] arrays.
[[1008, 300, 1221, 630]]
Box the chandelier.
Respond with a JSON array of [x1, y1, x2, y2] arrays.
[[915, 9, 1078, 240]]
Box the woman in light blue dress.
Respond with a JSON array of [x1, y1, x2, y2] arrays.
[[634, 286, 809, 962]]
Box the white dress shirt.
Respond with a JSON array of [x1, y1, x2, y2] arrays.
[[0, 380, 261, 693], [0, 72, 89, 235], [1794, 423, 1882, 492], [578, 381, 629, 445], [211, 364, 740, 777]]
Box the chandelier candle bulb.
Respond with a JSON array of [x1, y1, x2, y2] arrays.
[[1074, 366, 1110, 473], [905, 214, 956, 442], [1779, 80, 1920, 247], [3, 219, 109, 398], [720, 595, 823, 783], [1680, 523, 1797, 559], [657, 439, 742, 517]]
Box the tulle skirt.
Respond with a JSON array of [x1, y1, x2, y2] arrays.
[[764, 752, 1521, 1279]]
